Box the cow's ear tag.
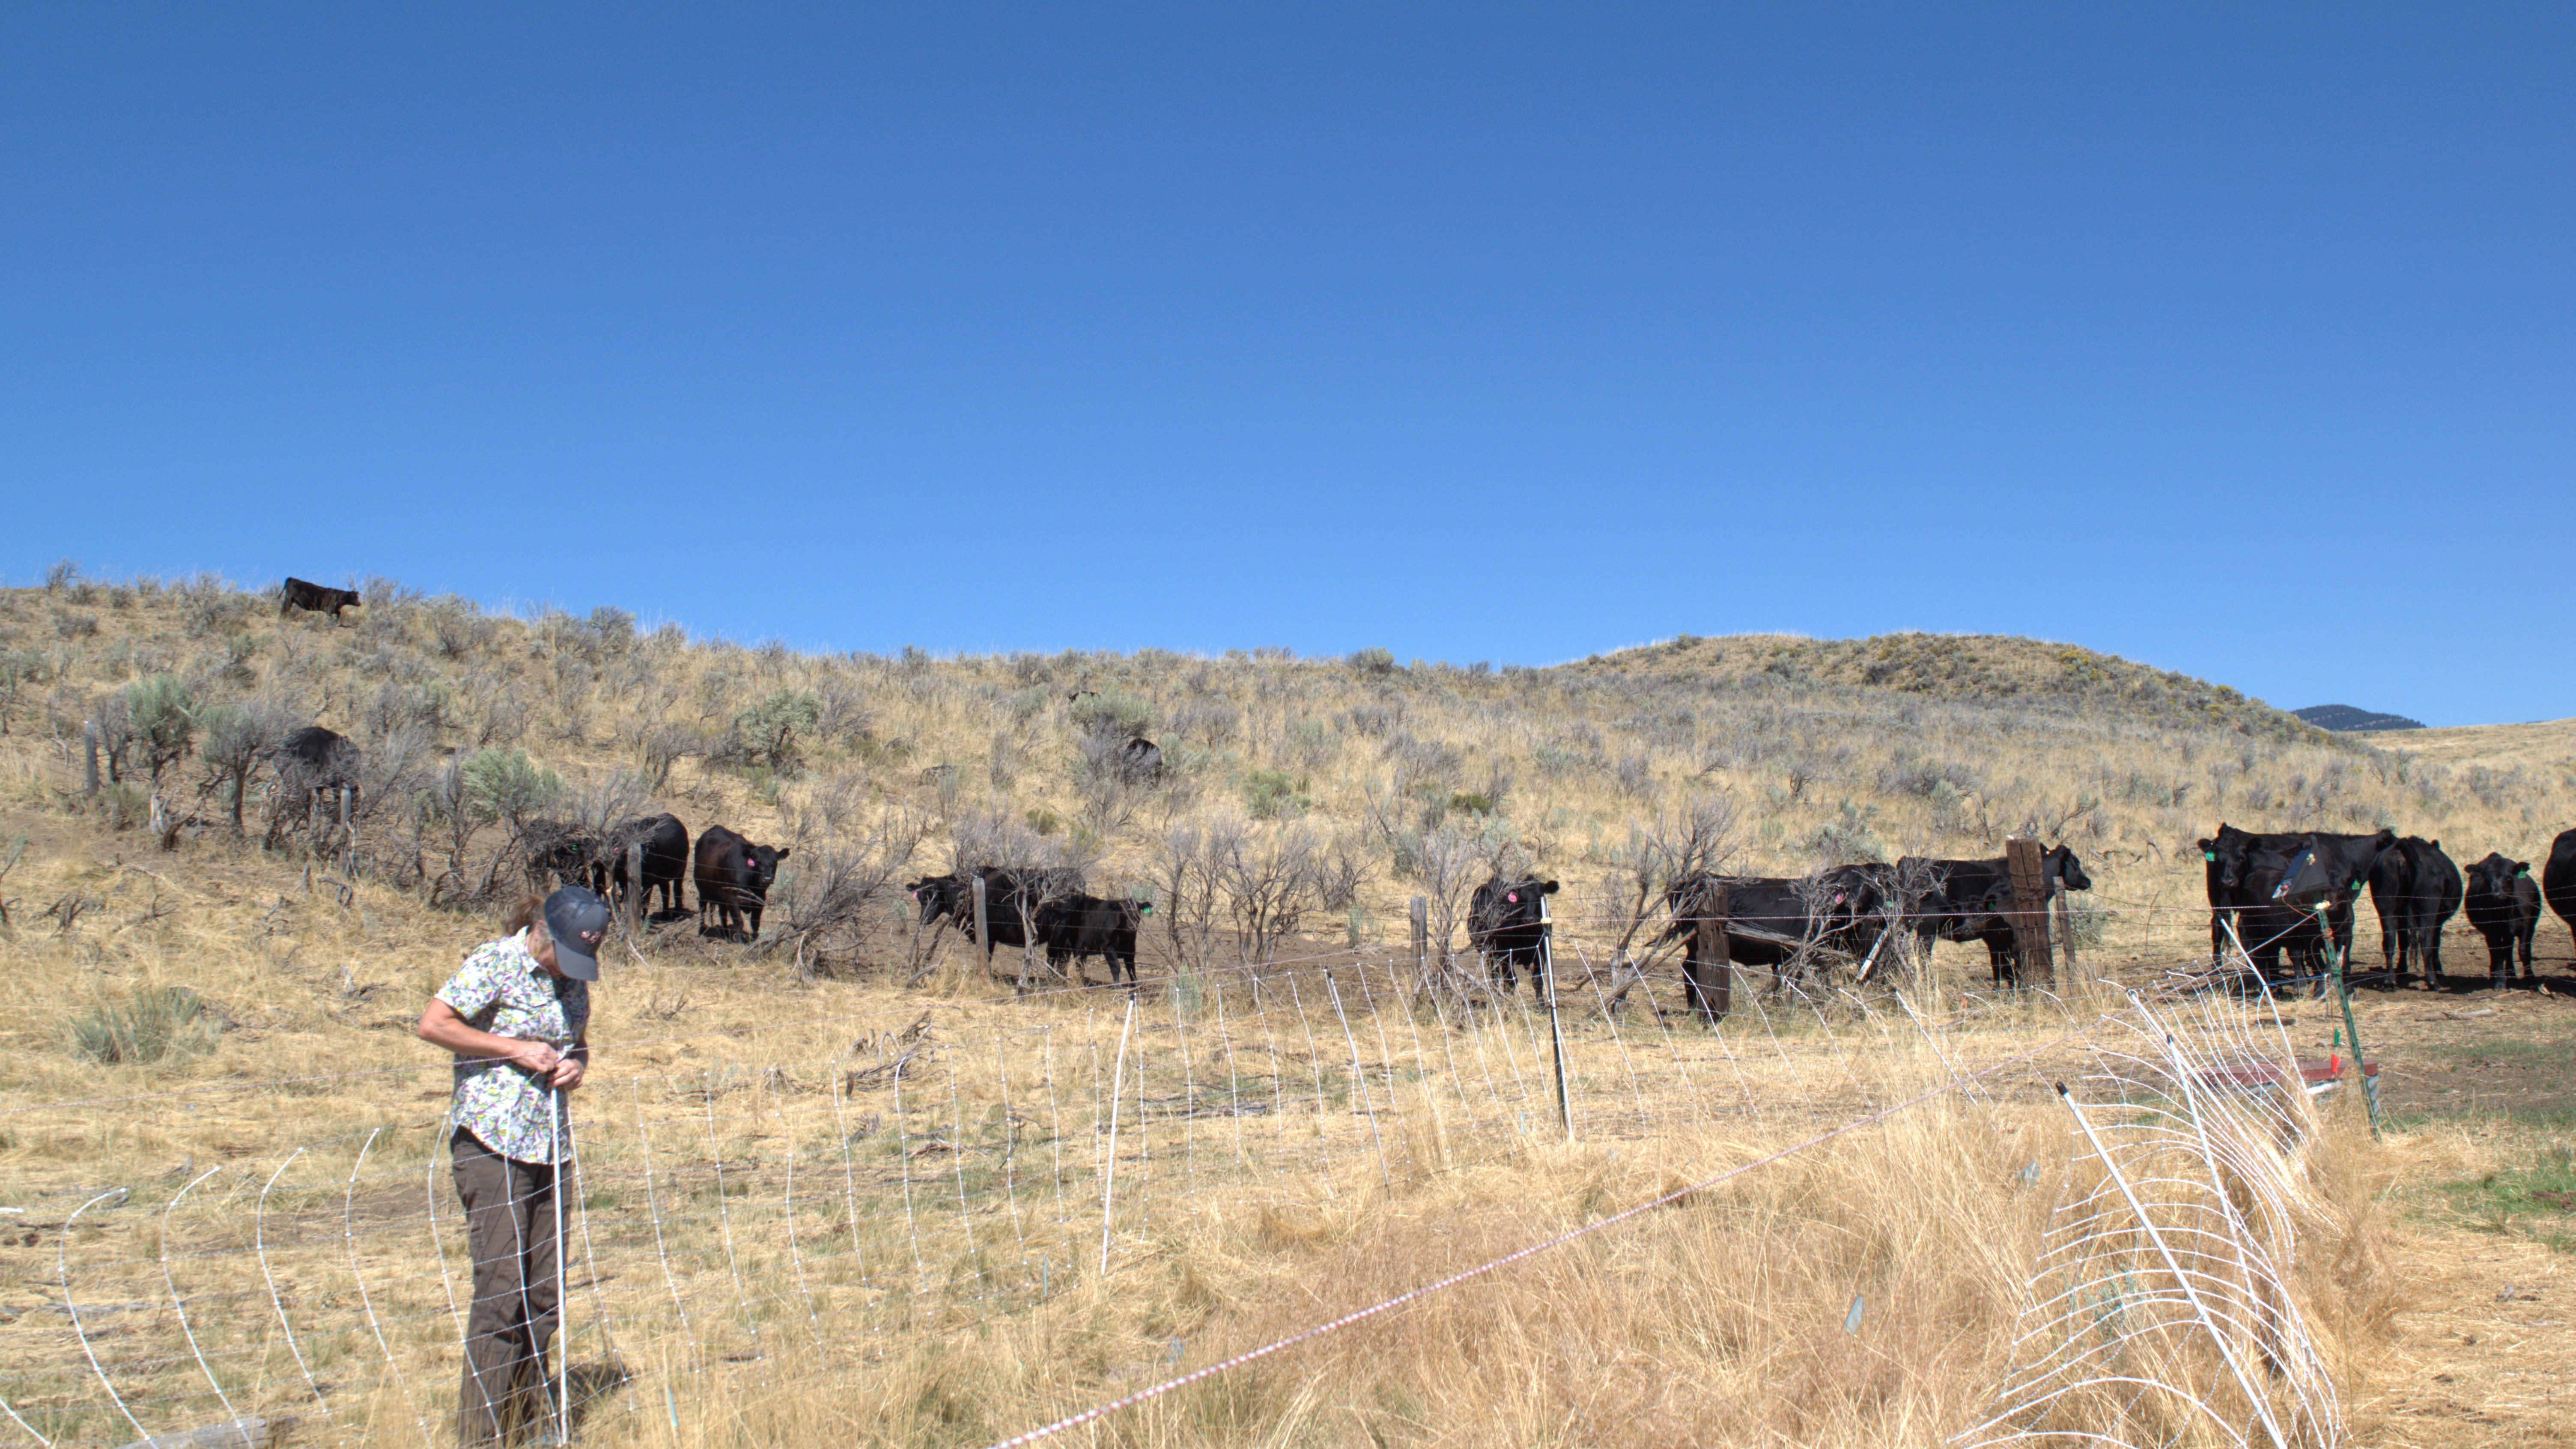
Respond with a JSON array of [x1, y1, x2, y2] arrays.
[[1506, 892, 1518, 903], [2203, 852, 2216, 863], [1141, 904, 1153, 915]]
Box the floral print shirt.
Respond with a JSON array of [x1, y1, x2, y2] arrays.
[[434, 930, 589, 1164]]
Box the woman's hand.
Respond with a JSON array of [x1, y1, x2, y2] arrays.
[[504, 1039, 562, 1078], [548, 1054, 585, 1091]]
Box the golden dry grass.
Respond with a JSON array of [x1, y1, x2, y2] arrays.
[[0, 574, 2563, 1446]]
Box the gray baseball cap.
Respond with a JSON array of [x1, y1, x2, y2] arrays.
[[543, 886, 611, 981]]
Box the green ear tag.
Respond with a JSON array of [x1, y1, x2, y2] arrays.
[[2202, 852, 2216, 864]]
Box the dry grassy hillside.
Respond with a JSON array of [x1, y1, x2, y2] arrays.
[[0, 569, 2569, 1448]]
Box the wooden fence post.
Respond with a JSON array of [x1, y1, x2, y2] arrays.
[[1690, 883, 1732, 1024], [2004, 837, 2055, 987], [626, 840, 647, 937], [971, 871, 992, 984], [2053, 880, 2079, 971], [1409, 895, 1428, 994], [338, 786, 354, 879], [82, 721, 99, 796]]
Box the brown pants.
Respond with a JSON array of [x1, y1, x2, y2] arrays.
[[450, 1129, 562, 1445]]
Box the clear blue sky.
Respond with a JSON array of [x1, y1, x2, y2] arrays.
[[4, 6, 2568, 725]]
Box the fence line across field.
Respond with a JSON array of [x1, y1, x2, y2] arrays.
[[6, 957, 2143, 1447]]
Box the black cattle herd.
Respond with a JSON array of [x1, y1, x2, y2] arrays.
[[268, 699, 2576, 1001]]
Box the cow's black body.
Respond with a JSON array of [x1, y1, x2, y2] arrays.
[[906, 868, 1085, 963], [2207, 826, 2394, 981], [1035, 894, 1147, 988], [2462, 852, 2540, 982], [2365, 836, 2460, 984], [694, 825, 790, 941], [2544, 829, 2576, 949], [1900, 847, 2092, 985], [1659, 870, 1893, 1019], [1118, 739, 1164, 783], [1467, 877, 1560, 996], [611, 814, 691, 912], [280, 578, 361, 623]]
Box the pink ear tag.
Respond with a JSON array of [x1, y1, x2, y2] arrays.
[[1506, 892, 1518, 903], [1833, 892, 1846, 905]]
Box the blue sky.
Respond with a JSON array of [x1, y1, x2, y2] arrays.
[[3, 6, 2568, 725]]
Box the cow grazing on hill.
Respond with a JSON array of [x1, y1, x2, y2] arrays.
[[2462, 852, 2540, 983], [1468, 877, 1560, 997], [609, 814, 692, 914], [2545, 829, 2576, 948], [695, 826, 790, 941], [2365, 836, 2461, 985], [264, 724, 363, 847], [1900, 846, 2092, 985], [280, 578, 361, 624], [1036, 894, 1149, 988], [1118, 738, 1165, 783]]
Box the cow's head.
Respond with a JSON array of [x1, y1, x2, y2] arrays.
[[2211, 825, 2261, 890], [2465, 853, 2527, 901], [2045, 846, 2093, 892], [747, 843, 790, 894]]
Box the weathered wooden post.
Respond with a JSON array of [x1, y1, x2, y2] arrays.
[[971, 871, 993, 985], [1409, 894, 1428, 996], [338, 787, 354, 880], [82, 721, 99, 796], [1690, 882, 1732, 1024], [1539, 893, 1571, 1140], [2053, 880, 2079, 970], [2004, 837, 2055, 987], [626, 840, 647, 936]]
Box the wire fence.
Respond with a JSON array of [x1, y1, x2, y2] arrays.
[[0, 912, 2370, 1449]]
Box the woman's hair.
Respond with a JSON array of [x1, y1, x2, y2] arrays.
[[502, 895, 545, 935]]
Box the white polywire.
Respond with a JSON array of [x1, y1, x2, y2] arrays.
[[632, 1080, 696, 1359], [256, 1149, 334, 1420], [773, 1079, 826, 1352], [0, 1395, 51, 1447], [1100, 994, 1136, 1276], [1326, 975, 1392, 1193], [61, 1188, 148, 1442], [161, 1165, 247, 1433], [348, 1127, 437, 1449]]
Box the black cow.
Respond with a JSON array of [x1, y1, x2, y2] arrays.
[[280, 577, 361, 623], [906, 867, 1084, 965], [2545, 829, 2576, 949], [1036, 894, 1148, 988], [1900, 847, 2093, 985], [1659, 870, 1893, 1017], [2208, 826, 2394, 982], [608, 813, 691, 914], [526, 822, 606, 891], [694, 825, 790, 941], [1118, 738, 1165, 784], [2195, 838, 2232, 963], [2462, 852, 2540, 983], [1468, 877, 1560, 997], [2364, 836, 2461, 985], [264, 724, 363, 846]]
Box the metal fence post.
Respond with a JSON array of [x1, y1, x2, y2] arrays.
[[1540, 894, 1571, 1140]]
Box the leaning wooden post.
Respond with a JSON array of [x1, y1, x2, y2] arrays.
[[82, 721, 99, 796], [1539, 893, 1572, 1141], [2004, 837, 2055, 987]]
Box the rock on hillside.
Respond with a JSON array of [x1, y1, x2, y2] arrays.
[[1575, 632, 2336, 742]]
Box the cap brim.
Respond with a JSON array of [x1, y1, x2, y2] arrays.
[[555, 941, 601, 982]]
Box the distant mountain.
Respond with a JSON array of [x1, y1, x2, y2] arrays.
[[2294, 704, 2424, 733]]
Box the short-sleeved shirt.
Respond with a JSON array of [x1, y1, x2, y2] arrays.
[[434, 930, 589, 1164]]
